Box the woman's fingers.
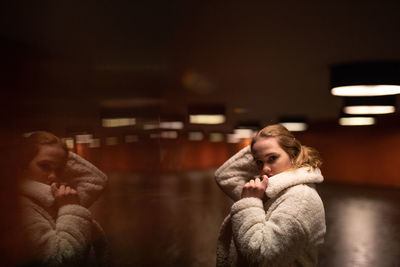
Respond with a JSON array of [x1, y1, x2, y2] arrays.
[[50, 183, 58, 195]]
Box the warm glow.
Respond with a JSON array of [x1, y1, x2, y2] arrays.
[[102, 118, 136, 127], [331, 85, 400, 96], [339, 117, 376, 126], [105, 137, 119, 145], [159, 121, 184, 129], [75, 134, 93, 144], [89, 138, 101, 148], [226, 133, 240, 143], [161, 131, 178, 139], [125, 135, 139, 143], [279, 122, 308, 132], [343, 105, 395, 114], [209, 133, 224, 142], [143, 124, 159, 130], [150, 133, 160, 139], [188, 132, 204, 141], [233, 129, 255, 139], [62, 138, 74, 149], [189, 115, 226, 124]]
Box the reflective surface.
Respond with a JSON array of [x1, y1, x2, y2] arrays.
[[91, 171, 400, 267]]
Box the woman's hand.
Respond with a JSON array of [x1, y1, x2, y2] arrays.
[[51, 183, 80, 207], [241, 175, 269, 200]]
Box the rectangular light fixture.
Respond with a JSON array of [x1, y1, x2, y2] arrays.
[[102, 118, 136, 127], [209, 132, 224, 142], [159, 121, 184, 129], [233, 128, 255, 139], [161, 131, 178, 139], [189, 114, 226, 124], [343, 105, 395, 115], [339, 117, 376, 126], [188, 132, 204, 141], [279, 122, 308, 132]]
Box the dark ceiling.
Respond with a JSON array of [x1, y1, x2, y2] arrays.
[[2, 1, 400, 133]]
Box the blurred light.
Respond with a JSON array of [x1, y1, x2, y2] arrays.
[[62, 138, 74, 149], [226, 134, 240, 143], [150, 133, 160, 139], [233, 129, 255, 139], [160, 121, 184, 129], [75, 134, 93, 144], [105, 137, 119, 145], [279, 122, 308, 132], [161, 131, 178, 139], [125, 135, 139, 143], [144, 123, 159, 130], [210, 133, 224, 142], [344, 105, 395, 114], [331, 85, 400, 96], [233, 107, 249, 114], [188, 132, 204, 141], [102, 118, 136, 127], [339, 117, 376, 126], [89, 138, 101, 148], [189, 115, 226, 124]]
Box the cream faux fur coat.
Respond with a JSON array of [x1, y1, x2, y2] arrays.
[[215, 146, 326, 267], [19, 152, 108, 266]]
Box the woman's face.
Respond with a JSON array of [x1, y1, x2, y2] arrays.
[[252, 137, 292, 177], [23, 144, 67, 185]]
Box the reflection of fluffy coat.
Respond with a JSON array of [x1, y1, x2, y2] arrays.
[[19, 152, 108, 266], [215, 146, 326, 267]]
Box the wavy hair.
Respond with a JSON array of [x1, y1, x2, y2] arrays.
[[250, 124, 322, 169]]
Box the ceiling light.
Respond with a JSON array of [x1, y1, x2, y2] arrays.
[[279, 122, 308, 132], [161, 131, 178, 139], [342, 95, 396, 115], [278, 117, 308, 132], [188, 132, 204, 141], [332, 85, 400, 96], [233, 128, 255, 139], [339, 117, 376, 126], [189, 114, 226, 124], [330, 62, 400, 96], [344, 105, 395, 114], [102, 118, 136, 127], [209, 133, 224, 142], [188, 104, 226, 125], [159, 121, 184, 129]]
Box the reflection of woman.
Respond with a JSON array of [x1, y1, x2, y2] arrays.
[[215, 125, 326, 267], [17, 131, 108, 266]]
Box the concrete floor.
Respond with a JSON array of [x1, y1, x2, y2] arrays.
[[91, 170, 400, 267]]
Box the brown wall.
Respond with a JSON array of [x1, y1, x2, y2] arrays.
[[76, 127, 400, 188]]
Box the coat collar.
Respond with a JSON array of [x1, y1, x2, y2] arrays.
[[19, 180, 54, 208], [265, 167, 323, 198]]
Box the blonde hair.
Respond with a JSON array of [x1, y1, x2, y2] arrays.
[[251, 124, 322, 169]]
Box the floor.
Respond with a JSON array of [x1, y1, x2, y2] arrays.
[[91, 170, 400, 267]]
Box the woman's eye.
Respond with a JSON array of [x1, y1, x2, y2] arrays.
[[268, 156, 277, 163], [39, 163, 50, 170]]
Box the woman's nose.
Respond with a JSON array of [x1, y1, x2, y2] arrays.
[[48, 171, 57, 181], [262, 165, 271, 175]]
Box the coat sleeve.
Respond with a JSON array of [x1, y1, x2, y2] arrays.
[[21, 200, 93, 265], [230, 185, 324, 266], [63, 152, 108, 208], [215, 146, 259, 201]]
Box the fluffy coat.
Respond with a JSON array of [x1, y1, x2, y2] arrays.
[[19, 152, 108, 266], [215, 146, 326, 267]]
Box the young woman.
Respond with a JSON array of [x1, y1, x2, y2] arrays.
[[17, 131, 109, 266], [215, 124, 326, 267]]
